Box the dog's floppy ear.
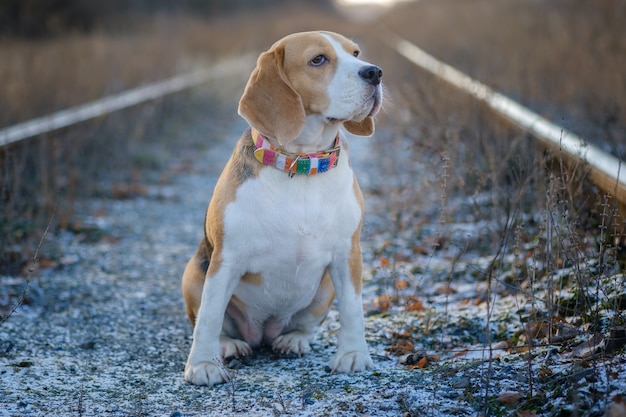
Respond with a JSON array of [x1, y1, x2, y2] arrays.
[[344, 117, 375, 137], [238, 45, 306, 146]]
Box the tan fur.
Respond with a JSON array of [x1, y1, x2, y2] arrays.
[[182, 130, 264, 324], [344, 117, 375, 136], [240, 272, 263, 286], [280, 33, 337, 115], [308, 272, 336, 319], [238, 42, 306, 145], [349, 175, 365, 292]]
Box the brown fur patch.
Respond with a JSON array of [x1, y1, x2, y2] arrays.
[[281, 33, 337, 116], [238, 44, 306, 144], [229, 294, 247, 312], [344, 117, 375, 136], [241, 272, 263, 286], [309, 271, 336, 318], [349, 174, 365, 293], [205, 130, 263, 280]]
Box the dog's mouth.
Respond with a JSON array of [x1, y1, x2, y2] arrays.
[[355, 89, 382, 120], [325, 87, 383, 124], [368, 91, 382, 117]]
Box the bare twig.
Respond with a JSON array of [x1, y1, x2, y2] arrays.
[[229, 370, 238, 412], [482, 202, 515, 413], [0, 192, 58, 326]]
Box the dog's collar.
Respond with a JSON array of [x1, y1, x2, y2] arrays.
[[251, 128, 340, 177]]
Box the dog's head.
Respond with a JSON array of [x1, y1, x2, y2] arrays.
[[238, 31, 383, 146]]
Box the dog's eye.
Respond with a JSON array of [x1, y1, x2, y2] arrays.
[[353, 50, 360, 57], [310, 55, 327, 66]]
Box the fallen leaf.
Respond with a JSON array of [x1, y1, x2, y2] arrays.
[[435, 285, 456, 295], [393, 254, 411, 263], [538, 367, 553, 378], [412, 245, 429, 255], [93, 209, 107, 217], [394, 280, 409, 290], [524, 321, 551, 340], [409, 356, 428, 369], [572, 333, 605, 358], [101, 235, 122, 243], [374, 294, 397, 311], [405, 296, 425, 312], [399, 352, 439, 368], [386, 341, 414, 356], [38, 257, 58, 268], [453, 349, 468, 358], [498, 391, 520, 405], [111, 183, 148, 199], [516, 410, 537, 417], [491, 340, 510, 351]]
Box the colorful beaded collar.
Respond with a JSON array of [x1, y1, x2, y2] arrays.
[[251, 128, 340, 177]]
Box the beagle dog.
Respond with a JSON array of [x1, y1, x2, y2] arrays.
[[182, 31, 383, 386]]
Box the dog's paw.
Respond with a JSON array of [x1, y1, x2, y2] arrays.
[[220, 336, 252, 359], [184, 359, 231, 386], [329, 350, 373, 373], [272, 331, 311, 356]]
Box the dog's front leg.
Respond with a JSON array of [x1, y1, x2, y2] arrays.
[[328, 253, 373, 373], [185, 265, 238, 386]]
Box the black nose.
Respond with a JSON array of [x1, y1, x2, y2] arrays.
[[359, 65, 382, 86]]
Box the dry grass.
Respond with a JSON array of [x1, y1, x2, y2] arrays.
[[373, 0, 626, 262], [364, 0, 626, 253], [381, 0, 626, 156], [0, 4, 361, 126]]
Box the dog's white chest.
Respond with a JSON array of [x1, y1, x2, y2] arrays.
[[222, 158, 360, 314]]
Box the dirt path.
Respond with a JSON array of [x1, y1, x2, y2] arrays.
[[0, 76, 452, 416]]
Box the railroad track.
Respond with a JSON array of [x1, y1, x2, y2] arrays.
[[2, 38, 624, 215], [384, 31, 626, 216], [0, 54, 255, 148]]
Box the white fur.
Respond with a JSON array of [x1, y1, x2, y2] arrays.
[[323, 34, 383, 124], [184, 32, 381, 386], [223, 149, 359, 334]]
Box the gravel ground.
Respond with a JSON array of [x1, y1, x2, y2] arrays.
[[2, 66, 626, 417], [0, 82, 456, 416]]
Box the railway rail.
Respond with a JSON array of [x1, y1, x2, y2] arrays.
[[385, 32, 626, 215], [0, 54, 254, 148]]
